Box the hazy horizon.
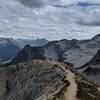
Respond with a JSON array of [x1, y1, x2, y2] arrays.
[[0, 33, 100, 41]]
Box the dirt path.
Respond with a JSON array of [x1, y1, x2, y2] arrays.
[[65, 70, 77, 100], [32, 60, 78, 100], [48, 60, 78, 100]]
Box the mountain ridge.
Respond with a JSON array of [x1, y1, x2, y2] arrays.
[[0, 37, 48, 63], [12, 33, 100, 68]]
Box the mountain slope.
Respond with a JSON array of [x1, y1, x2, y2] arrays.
[[12, 44, 45, 64], [81, 49, 100, 83], [0, 38, 20, 62], [0, 60, 100, 100], [45, 33, 100, 68], [12, 34, 100, 68], [0, 37, 48, 63]]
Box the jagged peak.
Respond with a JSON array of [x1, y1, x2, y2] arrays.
[[23, 44, 32, 50]]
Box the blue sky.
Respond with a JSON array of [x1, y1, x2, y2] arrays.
[[0, 0, 100, 40]]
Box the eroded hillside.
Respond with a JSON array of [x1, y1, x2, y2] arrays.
[[0, 60, 100, 100]]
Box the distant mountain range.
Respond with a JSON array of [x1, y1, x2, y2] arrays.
[[16, 38, 48, 48], [0, 38, 20, 62], [12, 34, 100, 68], [0, 38, 48, 62]]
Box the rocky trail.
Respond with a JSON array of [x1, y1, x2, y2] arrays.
[[1, 60, 99, 100], [45, 60, 78, 100]]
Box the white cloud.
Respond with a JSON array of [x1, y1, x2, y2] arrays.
[[0, 0, 100, 40]]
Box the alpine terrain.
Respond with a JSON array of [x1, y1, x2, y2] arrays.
[[0, 60, 100, 100]]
